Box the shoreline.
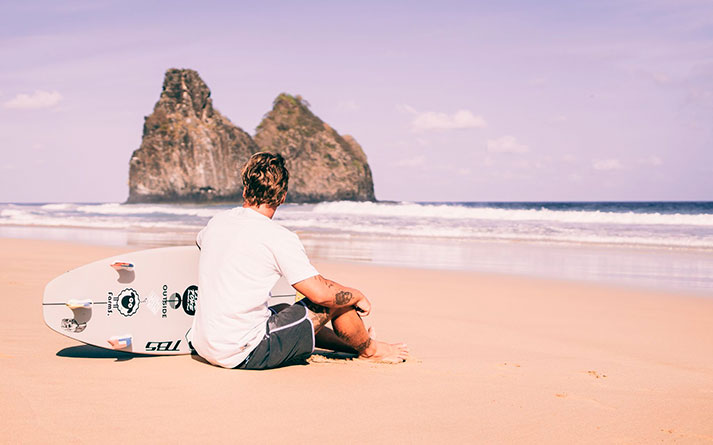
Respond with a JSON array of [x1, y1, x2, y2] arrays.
[[2, 237, 712, 443], [5, 234, 710, 299], [3, 227, 713, 297]]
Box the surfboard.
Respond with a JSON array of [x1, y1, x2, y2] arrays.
[[43, 246, 298, 355]]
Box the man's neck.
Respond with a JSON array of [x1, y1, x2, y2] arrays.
[[243, 202, 277, 219]]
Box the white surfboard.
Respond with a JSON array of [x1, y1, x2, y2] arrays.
[[43, 246, 298, 355]]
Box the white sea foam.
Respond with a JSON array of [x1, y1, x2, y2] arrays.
[[40, 203, 76, 211], [75, 203, 222, 218], [3, 201, 713, 250], [0, 207, 203, 230], [4, 201, 712, 293], [310, 201, 713, 226], [279, 218, 713, 249]]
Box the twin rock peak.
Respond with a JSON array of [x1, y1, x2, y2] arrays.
[[128, 68, 375, 203]]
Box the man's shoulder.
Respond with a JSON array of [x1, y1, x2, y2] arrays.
[[211, 208, 297, 238], [263, 218, 299, 240]]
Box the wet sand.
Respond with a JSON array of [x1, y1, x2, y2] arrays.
[[1, 237, 712, 443]]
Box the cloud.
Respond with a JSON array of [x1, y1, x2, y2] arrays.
[[593, 159, 623, 171], [394, 155, 426, 167], [396, 104, 417, 114], [413, 110, 486, 132], [487, 136, 529, 154], [638, 155, 663, 166], [4, 90, 62, 109], [513, 159, 543, 170], [651, 72, 672, 86], [337, 100, 359, 112], [397, 104, 486, 132]]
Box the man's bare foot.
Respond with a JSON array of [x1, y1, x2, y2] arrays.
[[359, 340, 409, 363]]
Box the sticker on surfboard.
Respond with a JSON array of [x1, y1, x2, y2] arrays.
[[43, 246, 298, 355], [116, 288, 140, 317]]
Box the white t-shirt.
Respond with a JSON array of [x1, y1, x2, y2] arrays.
[[190, 207, 319, 368]]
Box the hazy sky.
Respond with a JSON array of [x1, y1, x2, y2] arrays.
[[1, 0, 712, 202]]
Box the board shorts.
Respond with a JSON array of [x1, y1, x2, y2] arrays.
[[235, 300, 315, 370]]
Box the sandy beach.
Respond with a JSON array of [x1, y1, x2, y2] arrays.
[[2, 237, 713, 444]]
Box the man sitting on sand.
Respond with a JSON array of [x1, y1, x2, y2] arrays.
[[190, 152, 409, 369]]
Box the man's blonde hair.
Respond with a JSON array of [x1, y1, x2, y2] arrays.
[[241, 152, 289, 207]]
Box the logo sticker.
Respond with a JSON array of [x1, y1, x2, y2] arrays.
[[61, 318, 87, 333], [168, 293, 181, 309], [145, 340, 181, 352], [117, 288, 140, 317], [182, 285, 198, 316]]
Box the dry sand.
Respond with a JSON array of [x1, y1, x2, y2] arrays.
[[1, 237, 712, 444]]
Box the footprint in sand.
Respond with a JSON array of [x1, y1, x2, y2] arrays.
[[554, 392, 616, 410], [586, 370, 607, 379]]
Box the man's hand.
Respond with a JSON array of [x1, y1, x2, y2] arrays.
[[355, 297, 371, 316]]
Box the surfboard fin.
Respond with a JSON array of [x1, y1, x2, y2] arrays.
[[111, 262, 134, 271], [66, 299, 92, 309], [107, 335, 132, 350]]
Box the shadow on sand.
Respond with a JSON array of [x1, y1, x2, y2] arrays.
[[187, 349, 357, 369], [56, 344, 158, 362], [312, 350, 358, 360], [56, 345, 356, 366]]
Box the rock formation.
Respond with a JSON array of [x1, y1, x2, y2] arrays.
[[127, 70, 375, 203], [254, 94, 375, 202], [127, 69, 259, 202]]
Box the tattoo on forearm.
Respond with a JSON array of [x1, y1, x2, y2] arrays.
[[335, 290, 353, 305], [318, 275, 335, 289]]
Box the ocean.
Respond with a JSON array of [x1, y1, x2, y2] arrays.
[[2, 201, 713, 295]]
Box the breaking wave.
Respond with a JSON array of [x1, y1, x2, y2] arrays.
[[2, 201, 713, 250]]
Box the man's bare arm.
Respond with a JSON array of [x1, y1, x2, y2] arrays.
[[293, 275, 371, 315]]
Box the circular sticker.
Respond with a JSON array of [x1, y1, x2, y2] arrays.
[[117, 288, 140, 317], [168, 292, 182, 309], [182, 285, 198, 316]]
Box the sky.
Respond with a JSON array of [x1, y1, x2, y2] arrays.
[[1, 0, 712, 202]]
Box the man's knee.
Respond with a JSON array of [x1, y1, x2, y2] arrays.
[[301, 299, 333, 331]]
